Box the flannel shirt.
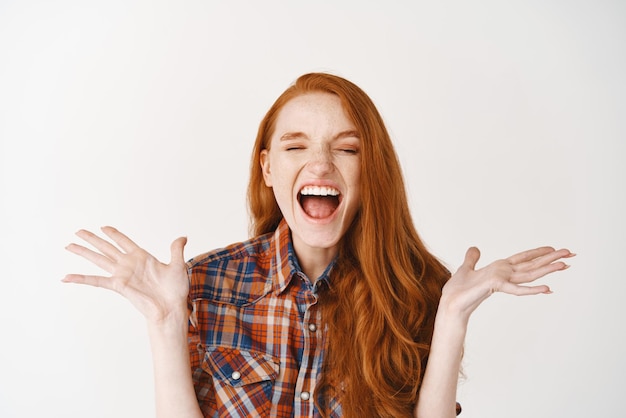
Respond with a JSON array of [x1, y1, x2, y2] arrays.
[[187, 219, 341, 417]]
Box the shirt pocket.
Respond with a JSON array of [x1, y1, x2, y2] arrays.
[[202, 346, 280, 417]]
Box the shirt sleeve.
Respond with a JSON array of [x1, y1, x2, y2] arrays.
[[188, 299, 202, 373], [188, 299, 219, 417]]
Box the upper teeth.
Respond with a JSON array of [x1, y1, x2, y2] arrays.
[[300, 186, 340, 196]]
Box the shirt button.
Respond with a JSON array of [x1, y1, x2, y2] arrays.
[[300, 391, 310, 401], [231, 371, 241, 381], [308, 323, 317, 332]]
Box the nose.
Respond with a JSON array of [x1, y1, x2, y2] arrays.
[[307, 145, 334, 176]]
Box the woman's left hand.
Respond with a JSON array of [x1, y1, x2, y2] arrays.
[[441, 246, 575, 321]]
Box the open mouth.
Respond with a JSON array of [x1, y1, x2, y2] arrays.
[[298, 185, 341, 219]]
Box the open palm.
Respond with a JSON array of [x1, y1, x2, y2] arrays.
[[64, 226, 189, 323], [442, 246, 574, 319]]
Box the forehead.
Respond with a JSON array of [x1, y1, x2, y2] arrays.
[[273, 92, 356, 134]]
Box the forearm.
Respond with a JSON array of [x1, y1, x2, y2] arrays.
[[415, 300, 467, 418], [147, 307, 203, 418], [414, 245, 573, 417]]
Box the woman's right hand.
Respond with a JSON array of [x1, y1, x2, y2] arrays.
[[63, 226, 189, 324]]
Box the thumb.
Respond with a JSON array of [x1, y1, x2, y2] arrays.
[[170, 236, 188, 264], [461, 246, 481, 271]]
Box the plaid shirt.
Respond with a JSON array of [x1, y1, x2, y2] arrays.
[[187, 220, 341, 417]]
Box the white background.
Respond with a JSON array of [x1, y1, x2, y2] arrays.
[[1, 1, 624, 417]]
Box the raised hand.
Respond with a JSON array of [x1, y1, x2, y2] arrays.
[[63, 227, 189, 323], [442, 246, 575, 320]]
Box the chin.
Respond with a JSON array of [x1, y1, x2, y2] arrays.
[[291, 222, 345, 250], [305, 237, 341, 250]]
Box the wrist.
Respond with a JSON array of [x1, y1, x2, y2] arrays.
[[146, 304, 189, 337], [435, 296, 471, 335]]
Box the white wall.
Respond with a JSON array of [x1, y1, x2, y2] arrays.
[[1, 1, 624, 417]]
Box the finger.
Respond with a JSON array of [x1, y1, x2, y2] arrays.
[[460, 247, 481, 271], [498, 281, 552, 296], [76, 229, 123, 260], [513, 248, 574, 272], [65, 243, 115, 272], [100, 226, 139, 254], [510, 261, 570, 284], [62, 273, 116, 291], [506, 246, 555, 265], [170, 237, 188, 265]]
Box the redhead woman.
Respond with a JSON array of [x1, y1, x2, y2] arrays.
[[64, 73, 574, 418]]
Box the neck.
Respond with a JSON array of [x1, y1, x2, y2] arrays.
[[293, 244, 337, 281]]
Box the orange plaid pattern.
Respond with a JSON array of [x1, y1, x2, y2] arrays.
[[187, 220, 340, 417], [187, 219, 461, 417]]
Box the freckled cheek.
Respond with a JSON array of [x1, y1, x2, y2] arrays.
[[346, 163, 361, 190], [268, 163, 299, 206]]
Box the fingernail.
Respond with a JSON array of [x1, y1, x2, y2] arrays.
[[543, 290, 553, 294], [562, 264, 571, 270]]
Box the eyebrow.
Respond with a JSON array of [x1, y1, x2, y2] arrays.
[[279, 130, 361, 141]]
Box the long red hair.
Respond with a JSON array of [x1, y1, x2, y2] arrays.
[[247, 73, 450, 417]]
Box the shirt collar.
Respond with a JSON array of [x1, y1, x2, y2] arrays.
[[271, 219, 336, 294]]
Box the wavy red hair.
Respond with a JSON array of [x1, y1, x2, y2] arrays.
[[247, 73, 450, 417]]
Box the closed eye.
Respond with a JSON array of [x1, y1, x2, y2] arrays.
[[281, 141, 306, 151], [336, 146, 359, 154]]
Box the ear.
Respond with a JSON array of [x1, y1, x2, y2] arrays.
[[260, 149, 272, 187]]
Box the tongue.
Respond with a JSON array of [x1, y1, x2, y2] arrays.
[[301, 196, 337, 219]]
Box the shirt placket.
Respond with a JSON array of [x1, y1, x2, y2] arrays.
[[293, 272, 323, 418]]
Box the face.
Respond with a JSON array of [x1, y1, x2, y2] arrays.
[[260, 92, 361, 266]]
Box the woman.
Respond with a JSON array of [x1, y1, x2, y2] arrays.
[[64, 73, 573, 417]]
